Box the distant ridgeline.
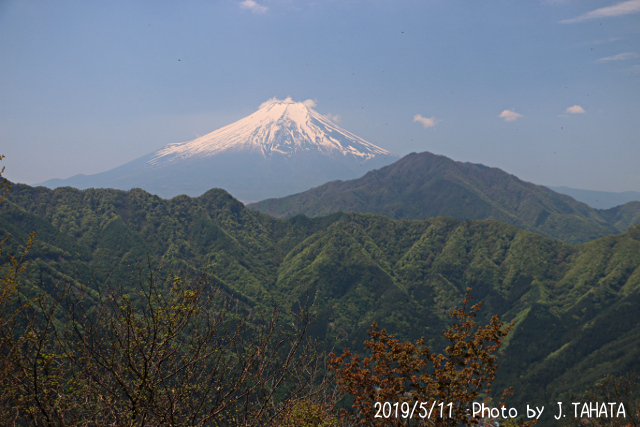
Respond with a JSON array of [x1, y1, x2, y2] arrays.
[[2, 182, 640, 415], [250, 152, 640, 245], [550, 185, 640, 210]]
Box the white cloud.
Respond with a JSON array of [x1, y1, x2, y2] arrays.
[[259, 97, 280, 109], [560, 0, 640, 23], [258, 96, 295, 109], [302, 99, 317, 108], [323, 113, 340, 123], [565, 105, 586, 114], [413, 114, 440, 128], [498, 110, 523, 122], [599, 52, 638, 61], [240, 0, 268, 14]]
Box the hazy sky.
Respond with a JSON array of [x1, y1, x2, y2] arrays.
[[1, 0, 639, 192]]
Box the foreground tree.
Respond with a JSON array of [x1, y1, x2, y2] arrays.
[[0, 156, 37, 424], [4, 264, 330, 426], [328, 289, 531, 427]]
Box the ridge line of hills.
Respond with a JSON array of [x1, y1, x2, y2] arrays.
[[249, 151, 640, 245], [2, 181, 640, 421]]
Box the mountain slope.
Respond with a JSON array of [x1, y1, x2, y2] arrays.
[[250, 151, 638, 244], [41, 98, 398, 201], [4, 182, 640, 419], [149, 97, 391, 163], [598, 201, 640, 232]]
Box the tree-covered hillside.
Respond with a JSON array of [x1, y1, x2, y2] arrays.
[[250, 152, 640, 245], [3, 182, 640, 418]]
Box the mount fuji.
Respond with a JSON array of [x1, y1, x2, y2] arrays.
[[42, 97, 398, 201]]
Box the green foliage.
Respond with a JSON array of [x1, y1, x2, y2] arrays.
[[0, 157, 38, 423], [3, 181, 640, 417], [5, 266, 327, 426], [599, 201, 640, 233], [250, 152, 638, 244], [279, 400, 339, 427]]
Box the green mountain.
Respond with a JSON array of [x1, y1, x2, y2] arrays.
[[250, 151, 640, 245], [3, 182, 640, 422], [598, 201, 640, 232]]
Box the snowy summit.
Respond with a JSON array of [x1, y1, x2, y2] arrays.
[[149, 97, 392, 165], [42, 97, 398, 201]]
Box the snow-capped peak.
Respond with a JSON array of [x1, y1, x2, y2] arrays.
[[148, 97, 392, 165]]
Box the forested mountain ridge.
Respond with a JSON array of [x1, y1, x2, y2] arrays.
[[250, 151, 640, 245], [2, 182, 640, 415]]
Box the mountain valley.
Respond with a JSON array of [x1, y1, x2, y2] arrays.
[[7, 100, 640, 425], [3, 181, 640, 421]]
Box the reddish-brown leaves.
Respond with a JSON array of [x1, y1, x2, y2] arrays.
[[327, 290, 530, 427]]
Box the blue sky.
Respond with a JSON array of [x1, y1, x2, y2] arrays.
[[1, 0, 639, 192]]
